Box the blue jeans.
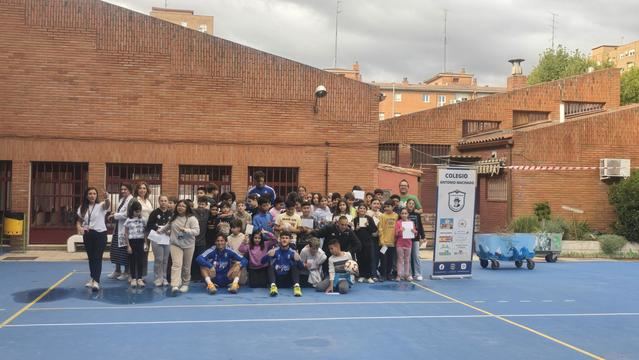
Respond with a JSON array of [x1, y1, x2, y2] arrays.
[[410, 241, 422, 276]]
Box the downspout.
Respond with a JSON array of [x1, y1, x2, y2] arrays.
[[507, 143, 513, 225], [324, 141, 330, 195]]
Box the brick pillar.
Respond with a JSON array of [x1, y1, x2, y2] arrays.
[[233, 164, 249, 202], [88, 162, 106, 193], [10, 160, 29, 214], [398, 143, 411, 167], [162, 163, 179, 197], [507, 75, 528, 91]]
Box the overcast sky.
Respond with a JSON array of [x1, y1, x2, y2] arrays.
[[106, 0, 638, 87]]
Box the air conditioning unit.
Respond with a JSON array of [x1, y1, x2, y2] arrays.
[[600, 159, 630, 180]]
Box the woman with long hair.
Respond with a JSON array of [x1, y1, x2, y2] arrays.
[[160, 200, 200, 295], [134, 182, 153, 278], [76, 187, 111, 291], [107, 183, 134, 281]]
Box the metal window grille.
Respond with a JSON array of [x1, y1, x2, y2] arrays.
[[247, 167, 299, 200], [513, 111, 549, 127], [106, 163, 162, 209], [31, 162, 88, 228], [410, 144, 450, 166], [379, 144, 399, 165], [462, 120, 500, 137], [179, 165, 232, 200], [564, 102, 605, 118], [0, 161, 10, 213], [486, 175, 508, 201]]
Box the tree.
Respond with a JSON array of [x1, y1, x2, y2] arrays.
[[609, 170, 639, 242], [621, 68, 639, 105], [528, 45, 609, 85]]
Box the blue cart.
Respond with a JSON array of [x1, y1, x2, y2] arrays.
[[475, 233, 536, 270]]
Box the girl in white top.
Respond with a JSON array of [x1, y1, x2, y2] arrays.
[[75, 187, 110, 291], [160, 200, 200, 295], [134, 182, 154, 278]]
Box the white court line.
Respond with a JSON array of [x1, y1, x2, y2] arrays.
[[29, 300, 455, 311], [519, 300, 532, 303], [497, 300, 509, 303], [6, 312, 639, 328]]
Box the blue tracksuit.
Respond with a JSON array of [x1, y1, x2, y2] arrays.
[[252, 212, 273, 233], [261, 247, 303, 276], [248, 185, 277, 202], [196, 247, 248, 286]]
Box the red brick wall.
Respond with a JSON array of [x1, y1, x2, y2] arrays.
[[0, 0, 379, 243], [511, 105, 639, 232]]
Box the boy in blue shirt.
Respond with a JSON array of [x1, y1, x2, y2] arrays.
[[196, 234, 248, 295], [252, 197, 274, 233], [262, 231, 303, 297]]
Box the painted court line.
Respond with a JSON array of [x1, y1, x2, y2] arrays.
[[5, 312, 639, 328], [30, 300, 455, 311], [411, 282, 605, 360], [0, 271, 75, 329]]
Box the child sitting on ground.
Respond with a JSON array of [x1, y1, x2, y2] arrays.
[[261, 231, 303, 297], [196, 234, 248, 295], [316, 239, 354, 294], [299, 237, 327, 287]]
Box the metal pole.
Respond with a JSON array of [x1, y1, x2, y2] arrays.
[[443, 9, 447, 72], [333, 1, 341, 68]]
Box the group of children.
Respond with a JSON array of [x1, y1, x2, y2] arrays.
[[111, 175, 426, 297]]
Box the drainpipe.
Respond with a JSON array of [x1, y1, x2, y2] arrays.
[[507, 143, 513, 226], [391, 83, 395, 117], [324, 141, 330, 195]]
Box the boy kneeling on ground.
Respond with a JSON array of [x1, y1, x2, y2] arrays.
[[316, 238, 354, 294], [196, 234, 248, 294], [261, 231, 303, 297]]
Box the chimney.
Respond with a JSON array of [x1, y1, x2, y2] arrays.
[[352, 61, 360, 72], [507, 58, 528, 91], [402, 77, 409, 85]]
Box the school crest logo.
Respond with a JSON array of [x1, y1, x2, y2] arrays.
[[448, 190, 466, 212]]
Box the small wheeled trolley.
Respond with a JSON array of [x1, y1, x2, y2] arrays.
[[475, 233, 536, 270]]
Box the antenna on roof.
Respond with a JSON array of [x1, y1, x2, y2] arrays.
[[443, 9, 447, 72], [333, 0, 342, 68], [551, 12, 558, 49], [165, 0, 167, 8]]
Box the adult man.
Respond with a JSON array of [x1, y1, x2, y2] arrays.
[[313, 216, 361, 275], [398, 179, 423, 214], [247, 170, 277, 202]]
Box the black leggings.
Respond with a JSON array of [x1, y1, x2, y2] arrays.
[[379, 247, 396, 279], [128, 238, 145, 279], [83, 230, 107, 283], [267, 264, 300, 287]]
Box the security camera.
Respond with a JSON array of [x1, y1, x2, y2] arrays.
[[314, 85, 327, 98]]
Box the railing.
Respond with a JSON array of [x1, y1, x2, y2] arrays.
[[462, 120, 500, 137]]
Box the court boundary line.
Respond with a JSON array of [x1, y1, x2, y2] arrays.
[[5, 312, 639, 328], [411, 282, 604, 360], [0, 271, 75, 329], [29, 300, 455, 311]]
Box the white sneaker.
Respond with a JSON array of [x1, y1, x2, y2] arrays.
[[416, 275, 424, 281], [107, 272, 120, 279], [171, 286, 179, 295], [130, 279, 137, 288], [137, 279, 145, 287], [179, 285, 189, 293], [85, 279, 94, 288], [92, 282, 100, 291], [162, 279, 169, 287], [407, 276, 414, 281], [117, 273, 129, 281], [357, 277, 365, 283], [153, 279, 163, 287], [367, 278, 375, 284]]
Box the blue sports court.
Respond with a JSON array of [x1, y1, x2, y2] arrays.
[[0, 259, 636, 359]]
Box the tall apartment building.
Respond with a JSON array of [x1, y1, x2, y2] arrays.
[[150, 7, 214, 35], [591, 40, 638, 72], [374, 70, 505, 120]]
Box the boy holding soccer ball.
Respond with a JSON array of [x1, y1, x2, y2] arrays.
[[316, 238, 357, 294]]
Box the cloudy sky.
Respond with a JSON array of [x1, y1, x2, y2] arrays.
[[106, 0, 638, 87]]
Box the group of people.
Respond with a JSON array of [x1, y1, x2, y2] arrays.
[[76, 171, 426, 297]]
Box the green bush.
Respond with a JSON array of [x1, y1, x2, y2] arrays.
[[508, 216, 540, 233], [540, 218, 566, 234], [564, 219, 593, 240], [609, 170, 639, 242], [534, 202, 552, 221], [598, 234, 628, 255]]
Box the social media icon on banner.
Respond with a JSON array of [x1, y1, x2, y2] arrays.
[[439, 264, 445, 271], [461, 263, 467, 270], [450, 263, 456, 270]]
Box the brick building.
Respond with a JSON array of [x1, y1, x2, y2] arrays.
[[0, 0, 380, 244], [150, 7, 214, 35], [379, 68, 628, 232], [591, 40, 638, 72]]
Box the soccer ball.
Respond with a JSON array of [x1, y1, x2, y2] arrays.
[[344, 259, 359, 275]]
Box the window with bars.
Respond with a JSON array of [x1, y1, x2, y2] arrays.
[[179, 165, 232, 200], [513, 110, 549, 127], [462, 120, 500, 137], [31, 162, 88, 228], [486, 175, 508, 201], [564, 102, 605, 118], [106, 163, 162, 208], [247, 167, 299, 200], [0, 161, 11, 213], [410, 144, 450, 166], [379, 144, 399, 165]]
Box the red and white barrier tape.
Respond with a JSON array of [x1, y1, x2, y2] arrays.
[[504, 166, 631, 171]]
